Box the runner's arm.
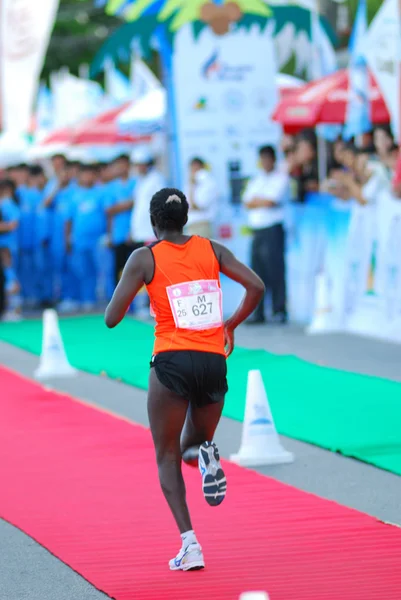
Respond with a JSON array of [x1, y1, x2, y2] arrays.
[[211, 241, 265, 355], [105, 247, 153, 328]]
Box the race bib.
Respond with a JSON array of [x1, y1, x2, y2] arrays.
[[166, 279, 223, 330]]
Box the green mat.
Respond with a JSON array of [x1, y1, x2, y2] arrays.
[[1, 315, 401, 475]]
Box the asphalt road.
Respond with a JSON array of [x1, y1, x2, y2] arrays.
[[1, 324, 400, 600]]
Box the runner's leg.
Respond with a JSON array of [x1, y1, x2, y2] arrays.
[[180, 400, 225, 466], [147, 369, 192, 534]]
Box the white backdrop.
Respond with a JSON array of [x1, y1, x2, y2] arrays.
[[171, 22, 280, 198]]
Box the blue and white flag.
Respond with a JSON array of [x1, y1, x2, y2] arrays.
[[105, 61, 132, 105], [343, 0, 371, 140], [36, 83, 54, 133]]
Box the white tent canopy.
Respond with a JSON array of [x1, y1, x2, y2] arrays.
[[118, 88, 166, 134]]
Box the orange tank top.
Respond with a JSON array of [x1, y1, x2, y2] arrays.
[[146, 236, 225, 356]]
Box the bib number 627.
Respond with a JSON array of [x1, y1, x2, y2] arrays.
[[192, 299, 213, 317]]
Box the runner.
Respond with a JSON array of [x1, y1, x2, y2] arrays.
[[105, 187, 264, 571]]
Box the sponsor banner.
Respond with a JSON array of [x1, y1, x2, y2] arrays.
[[345, 193, 401, 342], [294, 190, 401, 343], [171, 22, 280, 198], [0, 0, 59, 134]]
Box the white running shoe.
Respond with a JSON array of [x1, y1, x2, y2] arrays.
[[198, 442, 227, 507], [169, 542, 205, 571]]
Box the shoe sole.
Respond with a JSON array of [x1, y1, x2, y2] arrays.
[[170, 562, 205, 572], [199, 442, 227, 507]]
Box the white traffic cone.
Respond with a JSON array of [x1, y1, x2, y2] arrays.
[[34, 309, 77, 380], [239, 593, 270, 600], [306, 272, 335, 334], [230, 370, 294, 467]]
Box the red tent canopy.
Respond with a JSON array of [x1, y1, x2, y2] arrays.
[[89, 102, 132, 125], [40, 102, 149, 147], [41, 123, 149, 146], [272, 68, 390, 134]]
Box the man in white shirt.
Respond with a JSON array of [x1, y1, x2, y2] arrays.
[[186, 157, 218, 238], [130, 147, 167, 248], [243, 145, 289, 324]]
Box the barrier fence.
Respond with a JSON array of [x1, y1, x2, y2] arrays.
[[220, 192, 401, 344]]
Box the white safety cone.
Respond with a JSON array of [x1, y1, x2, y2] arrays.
[[230, 370, 294, 467], [306, 272, 335, 334], [239, 593, 270, 600], [34, 309, 77, 380]]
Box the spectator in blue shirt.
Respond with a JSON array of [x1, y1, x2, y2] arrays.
[[104, 154, 136, 285], [44, 166, 79, 312], [0, 179, 20, 257], [45, 154, 67, 197], [29, 165, 53, 308], [67, 164, 106, 311], [17, 182, 36, 305], [0, 179, 21, 310], [95, 161, 116, 302], [6, 163, 29, 197]]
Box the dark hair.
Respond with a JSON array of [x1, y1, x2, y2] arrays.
[[389, 143, 399, 153], [114, 154, 130, 163], [259, 145, 276, 161], [374, 125, 393, 138], [341, 141, 357, 154], [79, 163, 97, 173], [190, 157, 205, 168], [51, 153, 66, 161], [29, 165, 45, 177], [150, 187, 189, 232], [0, 178, 15, 193]]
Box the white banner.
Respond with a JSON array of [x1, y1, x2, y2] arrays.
[[0, 0, 59, 134], [304, 191, 401, 343], [343, 194, 401, 342], [363, 0, 401, 141], [171, 22, 280, 199]]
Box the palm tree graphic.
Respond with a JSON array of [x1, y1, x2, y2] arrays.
[[93, 1, 336, 89], [105, 1, 271, 34]]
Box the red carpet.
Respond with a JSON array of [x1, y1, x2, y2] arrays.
[[0, 367, 401, 600]]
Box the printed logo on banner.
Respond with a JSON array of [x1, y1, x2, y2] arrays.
[[202, 49, 221, 79], [223, 89, 245, 111], [190, 96, 217, 113], [252, 88, 271, 109], [193, 96, 208, 111], [201, 49, 253, 82], [226, 125, 242, 137]]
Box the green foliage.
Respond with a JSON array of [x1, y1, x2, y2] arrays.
[[42, 0, 121, 80]]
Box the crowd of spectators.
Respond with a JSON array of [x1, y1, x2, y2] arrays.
[[0, 124, 399, 323]]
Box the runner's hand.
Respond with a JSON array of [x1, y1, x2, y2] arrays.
[[224, 324, 234, 357]]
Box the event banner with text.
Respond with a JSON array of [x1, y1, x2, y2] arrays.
[[171, 22, 280, 199]]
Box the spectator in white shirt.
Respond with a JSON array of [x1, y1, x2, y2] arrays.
[[186, 157, 218, 238], [243, 145, 289, 325], [130, 147, 166, 248]]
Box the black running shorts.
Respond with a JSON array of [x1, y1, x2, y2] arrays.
[[150, 350, 228, 407]]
